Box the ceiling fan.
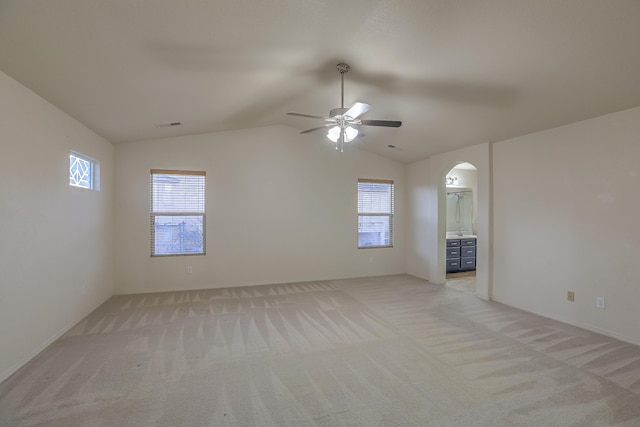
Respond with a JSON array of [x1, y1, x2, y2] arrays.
[[287, 63, 402, 152]]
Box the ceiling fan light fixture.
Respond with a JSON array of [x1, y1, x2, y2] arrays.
[[345, 126, 358, 141], [327, 125, 341, 142], [288, 63, 401, 151], [327, 125, 358, 143]]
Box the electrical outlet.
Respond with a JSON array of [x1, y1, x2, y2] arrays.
[[596, 297, 605, 309], [187, 266, 193, 274], [567, 291, 575, 302], [369, 257, 373, 263]]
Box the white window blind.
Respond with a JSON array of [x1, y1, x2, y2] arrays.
[[150, 169, 206, 256], [357, 179, 394, 248]]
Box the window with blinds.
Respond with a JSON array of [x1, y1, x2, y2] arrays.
[[357, 179, 394, 248], [150, 170, 206, 256]]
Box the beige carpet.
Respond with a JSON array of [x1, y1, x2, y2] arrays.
[[445, 271, 476, 293], [1, 275, 640, 426]]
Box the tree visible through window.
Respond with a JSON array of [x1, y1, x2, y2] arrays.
[[150, 170, 206, 256], [357, 179, 394, 248]]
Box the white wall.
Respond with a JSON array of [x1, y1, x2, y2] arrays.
[[114, 126, 405, 294], [406, 143, 491, 299], [406, 158, 435, 281], [0, 71, 114, 382], [493, 106, 640, 345]]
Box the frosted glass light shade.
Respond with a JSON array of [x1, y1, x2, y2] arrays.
[[327, 126, 341, 142], [327, 125, 358, 143], [344, 126, 358, 141]]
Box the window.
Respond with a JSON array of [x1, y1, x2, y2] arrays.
[[69, 151, 96, 189], [357, 179, 394, 248], [150, 170, 206, 256]]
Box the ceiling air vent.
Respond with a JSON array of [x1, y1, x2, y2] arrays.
[[155, 122, 181, 128]]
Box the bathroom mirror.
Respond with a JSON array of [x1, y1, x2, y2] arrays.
[[446, 189, 473, 234]]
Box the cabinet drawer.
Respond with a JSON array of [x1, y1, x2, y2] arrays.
[[446, 239, 461, 247], [460, 257, 476, 270], [461, 238, 476, 247], [446, 259, 461, 271], [446, 248, 460, 258], [460, 247, 476, 258]]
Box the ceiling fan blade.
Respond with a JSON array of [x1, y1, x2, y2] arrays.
[[287, 112, 326, 119], [344, 102, 371, 119], [360, 120, 402, 128], [300, 125, 330, 134]]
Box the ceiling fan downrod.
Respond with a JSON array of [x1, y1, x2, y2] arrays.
[[337, 63, 350, 110], [330, 63, 351, 118]]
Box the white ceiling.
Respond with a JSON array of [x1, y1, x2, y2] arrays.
[[1, 0, 639, 163]]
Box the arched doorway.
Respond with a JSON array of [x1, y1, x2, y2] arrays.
[[433, 152, 490, 301], [443, 162, 477, 293]]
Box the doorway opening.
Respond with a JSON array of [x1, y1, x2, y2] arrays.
[[444, 162, 477, 293]]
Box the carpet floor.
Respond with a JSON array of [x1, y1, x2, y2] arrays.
[[1, 274, 640, 426]]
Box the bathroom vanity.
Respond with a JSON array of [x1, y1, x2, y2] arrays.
[[446, 236, 476, 273]]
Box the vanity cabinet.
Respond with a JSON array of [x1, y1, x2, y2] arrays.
[[446, 238, 476, 273]]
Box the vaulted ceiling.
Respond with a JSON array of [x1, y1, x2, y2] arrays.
[[1, 0, 639, 163]]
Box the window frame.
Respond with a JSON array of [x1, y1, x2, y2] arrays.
[[150, 169, 206, 257], [357, 178, 394, 249], [69, 151, 96, 190]]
